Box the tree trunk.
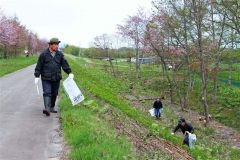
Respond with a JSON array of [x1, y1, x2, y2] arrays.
[[135, 38, 140, 78], [107, 48, 116, 77], [183, 0, 193, 92], [212, 64, 219, 102], [200, 50, 210, 124], [193, 0, 210, 124], [211, 4, 226, 102], [161, 57, 174, 104], [14, 45, 17, 57], [3, 45, 7, 59], [172, 73, 185, 110]]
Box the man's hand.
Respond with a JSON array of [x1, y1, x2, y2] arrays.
[[34, 78, 40, 84], [185, 131, 190, 135], [171, 132, 174, 135], [69, 73, 74, 79]]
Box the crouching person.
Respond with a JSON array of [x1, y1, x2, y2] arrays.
[[171, 118, 194, 147]]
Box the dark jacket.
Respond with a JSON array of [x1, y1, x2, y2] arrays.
[[34, 49, 71, 81], [173, 122, 194, 134], [153, 100, 163, 109]]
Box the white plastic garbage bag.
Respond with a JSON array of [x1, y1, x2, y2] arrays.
[[149, 108, 155, 117], [36, 84, 40, 95], [188, 133, 197, 149], [63, 77, 84, 106], [149, 108, 163, 117]]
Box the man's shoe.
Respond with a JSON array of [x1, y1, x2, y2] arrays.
[[43, 109, 50, 116], [43, 96, 51, 116], [50, 109, 58, 113]]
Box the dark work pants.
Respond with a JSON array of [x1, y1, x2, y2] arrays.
[[42, 80, 60, 108], [183, 134, 189, 146], [154, 108, 161, 117]]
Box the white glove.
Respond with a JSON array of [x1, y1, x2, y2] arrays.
[[69, 73, 74, 79], [171, 132, 174, 135], [34, 78, 40, 84]]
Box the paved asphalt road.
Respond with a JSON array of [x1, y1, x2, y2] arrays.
[[0, 65, 62, 160]]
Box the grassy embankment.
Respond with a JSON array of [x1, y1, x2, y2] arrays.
[[59, 55, 240, 160], [92, 59, 240, 131]]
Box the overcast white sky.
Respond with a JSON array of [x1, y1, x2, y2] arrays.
[[1, 0, 152, 48]]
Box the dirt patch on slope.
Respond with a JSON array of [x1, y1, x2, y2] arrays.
[[100, 105, 194, 160]]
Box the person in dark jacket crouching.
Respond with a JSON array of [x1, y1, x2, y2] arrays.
[[34, 38, 74, 116], [171, 118, 194, 146]]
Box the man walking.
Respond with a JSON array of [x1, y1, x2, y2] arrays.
[[34, 38, 74, 116]]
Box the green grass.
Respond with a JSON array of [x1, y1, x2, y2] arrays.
[[181, 77, 240, 131], [59, 91, 135, 160], [63, 56, 240, 160], [218, 63, 240, 81], [218, 71, 240, 81], [0, 55, 37, 77], [130, 62, 240, 131], [211, 85, 240, 131]]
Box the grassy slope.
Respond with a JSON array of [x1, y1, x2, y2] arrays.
[[181, 75, 240, 131], [0, 55, 37, 77], [59, 94, 135, 160], [132, 62, 240, 131], [61, 55, 240, 160], [59, 57, 138, 159], [218, 63, 240, 81]]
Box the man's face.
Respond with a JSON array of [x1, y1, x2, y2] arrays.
[[49, 43, 59, 52], [181, 122, 186, 126]]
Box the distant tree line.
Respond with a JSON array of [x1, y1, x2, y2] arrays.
[[64, 44, 136, 59], [63, 44, 80, 56]]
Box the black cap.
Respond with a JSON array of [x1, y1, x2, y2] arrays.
[[178, 118, 186, 123], [48, 38, 61, 44]]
